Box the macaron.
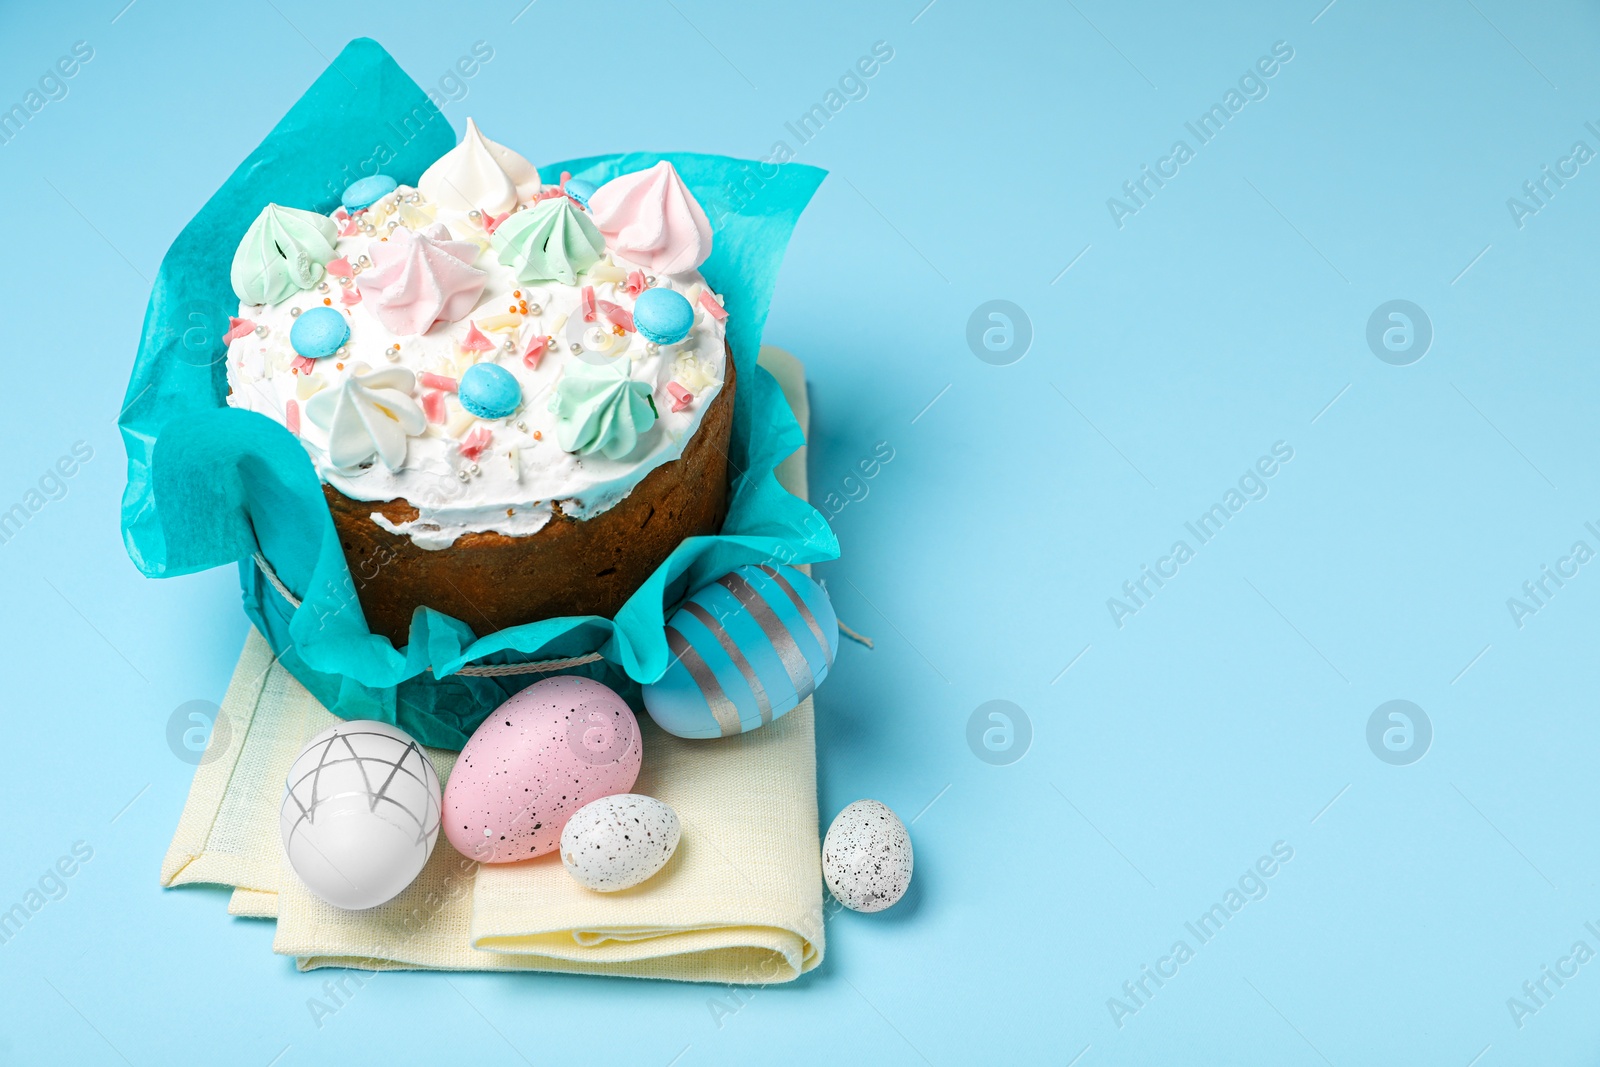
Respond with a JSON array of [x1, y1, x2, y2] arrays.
[[342, 174, 399, 213], [632, 288, 694, 346], [458, 363, 522, 419], [565, 177, 597, 209], [289, 306, 349, 359]]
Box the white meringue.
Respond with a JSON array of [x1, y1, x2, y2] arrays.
[[303, 366, 426, 471], [418, 118, 541, 214]]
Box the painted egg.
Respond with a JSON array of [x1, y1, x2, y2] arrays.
[[342, 174, 398, 212], [290, 305, 349, 359], [443, 676, 642, 863], [822, 799, 913, 913], [564, 177, 597, 209], [458, 362, 522, 419], [632, 287, 694, 345], [560, 794, 681, 892], [279, 719, 441, 910], [643, 563, 838, 739]]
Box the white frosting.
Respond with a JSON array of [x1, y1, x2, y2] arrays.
[[224, 165, 728, 551]]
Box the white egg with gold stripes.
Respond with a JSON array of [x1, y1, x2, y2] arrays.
[[644, 564, 838, 739]]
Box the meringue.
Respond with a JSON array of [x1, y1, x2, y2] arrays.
[[419, 117, 541, 214], [550, 360, 657, 459], [355, 224, 487, 336], [230, 203, 339, 305], [491, 198, 605, 285], [304, 366, 427, 471], [587, 161, 712, 274]]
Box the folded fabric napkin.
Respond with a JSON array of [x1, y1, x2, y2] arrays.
[[161, 349, 825, 983]]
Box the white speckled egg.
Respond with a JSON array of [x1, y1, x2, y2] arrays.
[[279, 719, 441, 911], [560, 794, 681, 892], [822, 799, 913, 913]]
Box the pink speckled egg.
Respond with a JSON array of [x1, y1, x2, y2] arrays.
[[443, 676, 642, 863]]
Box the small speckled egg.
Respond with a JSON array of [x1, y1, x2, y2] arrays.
[[458, 362, 522, 419], [289, 305, 349, 359], [632, 287, 694, 345], [560, 794, 681, 892], [443, 676, 642, 863], [822, 799, 913, 913], [342, 174, 398, 212]]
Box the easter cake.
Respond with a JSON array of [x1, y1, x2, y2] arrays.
[[223, 120, 733, 643]]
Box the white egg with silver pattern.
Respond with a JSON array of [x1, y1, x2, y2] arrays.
[[279, 719, 441, 910]]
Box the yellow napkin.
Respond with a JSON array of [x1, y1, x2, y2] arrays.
[[161, 349, 825, 982]]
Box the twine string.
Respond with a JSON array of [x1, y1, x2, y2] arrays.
[[837, 619, 875, 649], [251, 552, 603, 677], [251, 550, 873, 678]]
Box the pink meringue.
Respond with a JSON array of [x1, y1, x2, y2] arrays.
[[587, 161, 713, 274], [355, 225, 487, 336]]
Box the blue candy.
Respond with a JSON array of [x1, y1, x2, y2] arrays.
[[458, 363, 522, 419], [564, 177, 597, 208], [643, 564, 839, 739], [341, 174, 398, 212], [632, 287, 694, 345], [289, 306, 349, 359]]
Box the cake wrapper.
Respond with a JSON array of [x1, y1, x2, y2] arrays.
[[118, 38, 837, 749]]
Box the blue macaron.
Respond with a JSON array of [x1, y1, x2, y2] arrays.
[[564, 177, 597, 209], [289, 306, 350, 359], [632, 288, 694, 346], [341, 174, 399, 213], [458, 363, 523, 420]]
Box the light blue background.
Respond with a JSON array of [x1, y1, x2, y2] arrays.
[[0, 0, 1595, 1063]]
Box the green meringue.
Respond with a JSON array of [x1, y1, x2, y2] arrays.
[[550, 360, 658, 459], [491, 198, 605, 285], [230, 203, 339, 305]]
